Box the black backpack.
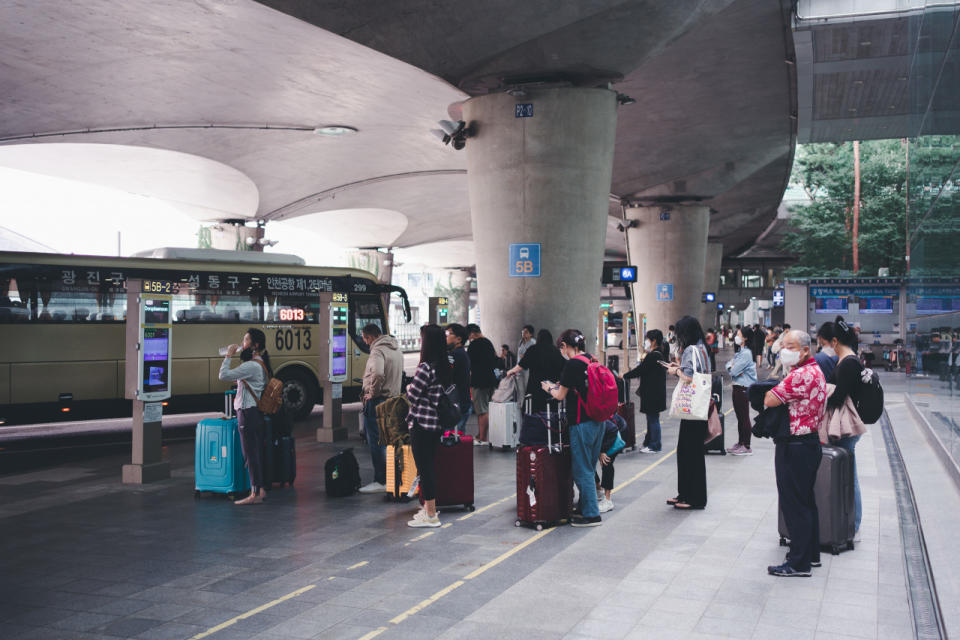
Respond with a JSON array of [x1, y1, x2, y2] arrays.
[[855, 368, 884, 424], [436, 384, 462, 430], [324, 449, 360, 497]]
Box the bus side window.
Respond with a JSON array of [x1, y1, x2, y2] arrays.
[[349, 295, 384, 351]]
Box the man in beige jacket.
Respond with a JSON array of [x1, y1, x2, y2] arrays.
[[359, 323, 404, 493]]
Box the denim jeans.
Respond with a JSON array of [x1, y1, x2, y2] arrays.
[[570, 419, 604, 518], [834, 434, 862, 532], [643, 413, 662, 451], [363, 396, 388, 485], [456, 399, 473, 432]]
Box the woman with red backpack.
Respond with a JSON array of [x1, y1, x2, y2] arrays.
[[541, 329, 609, 527]]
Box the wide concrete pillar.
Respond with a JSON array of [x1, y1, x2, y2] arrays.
[[624, 204, 710, 336], [436, 269, 470, 325], [700, 242, 723, 330], [463, 88, 617, 350]]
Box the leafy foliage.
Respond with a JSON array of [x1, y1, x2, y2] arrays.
[[783, 137, 959, 277]]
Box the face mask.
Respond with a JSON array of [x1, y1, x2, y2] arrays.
[[734, 335, 743, 346], [643, 339, 652, 351], [821, 345, 836, 357], [779, 348, 801, 367]]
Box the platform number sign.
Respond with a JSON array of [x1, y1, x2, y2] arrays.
[[509, 243, 541, 277], [515, 103, 534, 118], [656, 283, 674, 302]]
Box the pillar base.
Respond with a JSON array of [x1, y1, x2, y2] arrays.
[[316, 427, 348, 443], [122, 461, 170, 484]]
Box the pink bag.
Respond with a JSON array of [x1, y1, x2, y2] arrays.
[[705, 400, 722, 444], [573, 355, 619, 423]]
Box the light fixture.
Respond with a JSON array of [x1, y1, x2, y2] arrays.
[[313, 125, 358, 136], [616, 220, 638, 232], [430, 120, 473, 150], [616, 93, 636, 106]]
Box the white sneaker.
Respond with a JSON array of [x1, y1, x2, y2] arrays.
[[639, 446, 656, 454], [854, 530, 862, 543], [407, 510, 441, 528], [358, 481, 386, 494], [596, 487, 605, 501], [598, 498, 614, 513], [473, 438, 483, 446]]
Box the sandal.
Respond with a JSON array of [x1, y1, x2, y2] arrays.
[[666, 496, 681, 505], [673, 502, 705, 510]]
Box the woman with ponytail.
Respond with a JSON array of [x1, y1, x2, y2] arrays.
[[541, 329, 605, 527]]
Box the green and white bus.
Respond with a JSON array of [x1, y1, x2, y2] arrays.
[[0, 249, 410, 424]]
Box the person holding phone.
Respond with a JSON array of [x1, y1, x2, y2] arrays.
[[621, 329, 668, 453]]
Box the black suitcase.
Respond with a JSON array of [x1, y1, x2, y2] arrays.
[[618, 379, 637, 451], [263, 414, 296, 488], [779, 444, 855, 555], [704, 374, 725, 454]]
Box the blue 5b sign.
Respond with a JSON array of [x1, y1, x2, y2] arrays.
[[509, 243, 541, 277]]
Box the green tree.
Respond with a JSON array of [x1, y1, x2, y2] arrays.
[[783, 136, 959, 277]]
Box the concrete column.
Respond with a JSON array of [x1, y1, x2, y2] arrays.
[[624, 204, 710, 336], [700, 242, 724, 330], [436, 269, 470, 325], [463, 88, 618, 350]]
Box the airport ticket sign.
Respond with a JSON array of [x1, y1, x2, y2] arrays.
[[509, 243, 541, 277]]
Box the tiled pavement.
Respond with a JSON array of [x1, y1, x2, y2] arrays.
[[0, 366, 934, 640]]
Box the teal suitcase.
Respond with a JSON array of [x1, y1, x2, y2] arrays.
[[195, 391, 250, 498]]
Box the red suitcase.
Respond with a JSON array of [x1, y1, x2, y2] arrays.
[[617, 378, 637, 451], [516, 402, 573, 530], [419, 432, 475, 511]]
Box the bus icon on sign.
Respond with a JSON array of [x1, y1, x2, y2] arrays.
[[519, 247, 530, 260], [509, 243, 541, 278]]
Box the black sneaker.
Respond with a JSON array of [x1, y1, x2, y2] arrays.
[[811, 560, 822, 568], [570, 515, 602, 527], [767, 562, 811, 577]]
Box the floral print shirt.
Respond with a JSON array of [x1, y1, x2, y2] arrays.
[[770, 358, 827, 436]]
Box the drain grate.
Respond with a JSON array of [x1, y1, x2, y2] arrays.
[[880, 413, 947, 640]]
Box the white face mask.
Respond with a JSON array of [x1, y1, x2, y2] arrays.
[[734, 335, 743, 346], [821, 345, 836, 357], [643, 339, 652, 351], [780, 348, 801, 367]]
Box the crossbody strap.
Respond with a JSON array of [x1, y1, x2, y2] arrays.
[[240, 359, 269, 404]]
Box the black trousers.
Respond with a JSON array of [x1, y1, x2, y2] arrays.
[[237, 407, 266, 491], [776, 436, 822, 571], [410, 424, 441, 501], [732, 385, 752, 448], [594, 452, 620, 491], [677, 419, 707, 507]]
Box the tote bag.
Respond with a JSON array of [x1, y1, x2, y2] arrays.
[[669, 345, 711, 421]]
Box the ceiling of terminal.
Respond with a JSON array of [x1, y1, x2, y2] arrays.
[[0, 0, 797, 262]]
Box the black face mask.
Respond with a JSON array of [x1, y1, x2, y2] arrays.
[[240, 347, 254, 362]]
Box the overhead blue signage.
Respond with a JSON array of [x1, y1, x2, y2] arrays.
[[810, 286, 899, 298], [772, 289, 785, 306], [509, 243, 541, 277], [515, 103, 534, 118], [659, 211, 671, 221], [656, 283, 673, 302]]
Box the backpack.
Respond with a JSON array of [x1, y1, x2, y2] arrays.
[[855, 367, 884, 424], [324, 448, 361, 497], [242, 360, 284, 415], [436, 384, 462, 430], [573, 355, 619, 422]]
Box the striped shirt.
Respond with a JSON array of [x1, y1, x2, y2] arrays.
[[406, 362, 443, 431]]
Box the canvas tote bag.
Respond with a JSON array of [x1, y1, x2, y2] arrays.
[[669, 345, 711, 421]]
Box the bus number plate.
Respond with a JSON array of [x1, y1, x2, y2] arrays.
[[275, 328, 312, 351]]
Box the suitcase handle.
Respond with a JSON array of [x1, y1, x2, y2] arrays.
[[224, 389, 237, 419]]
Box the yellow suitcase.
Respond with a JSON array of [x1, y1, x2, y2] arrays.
[[386, 444, 417, 500]]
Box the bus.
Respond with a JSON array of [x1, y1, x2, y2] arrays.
[[0, 249, 411, 424]]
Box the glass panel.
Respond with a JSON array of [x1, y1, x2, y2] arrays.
[[741, 269, 763, 288]]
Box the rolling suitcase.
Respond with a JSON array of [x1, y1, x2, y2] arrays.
[[618, 378, 637, 451], [704, 374, 726, 454], [489, 400, 521, 450], [263, 411, 297, 488], [419, 432, 475, 511], [386, 443, 417, 501], [195, 390, 250, 499], [778, 444, 855, 555], [516, 401, 573, 530]]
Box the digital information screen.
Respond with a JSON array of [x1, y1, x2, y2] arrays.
[[860, 296, 893, 314], [331, 328, 348, 377], [143, 298, 171, 324], [916, 297, 960, 314], [815, 296, 848, 314], [278, 307, 306, 322], [142, 327, 170, 393]]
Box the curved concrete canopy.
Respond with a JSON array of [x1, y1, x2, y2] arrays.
[[395, 241, 476, 270], [0, 143, 259, 221], [287, 208, 408, 249], [0, 0, 797, 264]]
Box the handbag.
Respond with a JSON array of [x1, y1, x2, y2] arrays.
[[704, 400, 722, 444], [669, 345, 711, 421]]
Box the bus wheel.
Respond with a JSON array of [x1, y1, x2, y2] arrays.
[[279, 369, 317, 419]]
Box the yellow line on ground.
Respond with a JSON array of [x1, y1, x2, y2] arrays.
[[463, 528, 554, 580], [190, 584, 316, 639], [389, 580, 465, 625], [441, 523, 453, 528], [347, 561, 369, 570], [328, 576, 336, 581], [610, 448, 677, 495], [457, 493, 517, 521], [357, 626, 389, 640], [409, 531, 436, 543], [724, 407, 734, 416]]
